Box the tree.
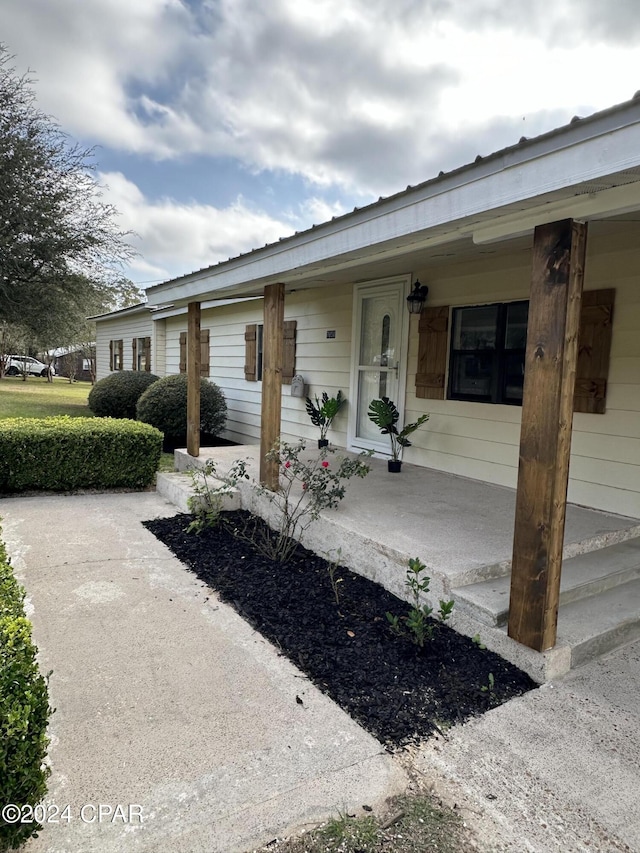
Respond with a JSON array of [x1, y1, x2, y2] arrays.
[[0, 46, 135, 340]]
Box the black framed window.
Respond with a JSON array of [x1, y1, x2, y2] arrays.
[[448, 300, 528, 405]]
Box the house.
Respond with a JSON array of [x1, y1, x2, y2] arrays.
[[47, 345, 95, 382], [95, 95, 640, 660]]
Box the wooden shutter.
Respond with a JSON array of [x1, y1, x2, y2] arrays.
[[132, 338, 137, 370], [143, 337, 151, 372], [245, 324, 257, 381], [282, 320, 297, 385], [179, 332, 187, 373], [109, 340, 114, 371], [415, 306, 449, 399], [200, 329, 210, 377], [117, 340, 123, 371], [573, 288, 615, 414]]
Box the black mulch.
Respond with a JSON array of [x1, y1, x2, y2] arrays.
[[144, 511, 536, 748]]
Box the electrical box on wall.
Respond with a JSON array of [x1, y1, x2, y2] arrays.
[[290, 374, 306, 398], [326, 330, 336, 339]]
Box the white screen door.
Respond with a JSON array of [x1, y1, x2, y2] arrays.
[[350, 280, 408, 453]]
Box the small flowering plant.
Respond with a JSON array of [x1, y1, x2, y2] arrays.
[[260, 439, 372, 563]]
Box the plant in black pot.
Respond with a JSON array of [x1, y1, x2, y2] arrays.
[[305, 390, 346, 448], [367, 397, 429, 472]]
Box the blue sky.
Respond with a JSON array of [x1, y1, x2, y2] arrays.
[[2, 0, 639, 286]]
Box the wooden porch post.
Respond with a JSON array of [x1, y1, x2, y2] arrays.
[[187, 301, 201, 457], [508, 219, 587, 652], [260, 283, 285, 489]]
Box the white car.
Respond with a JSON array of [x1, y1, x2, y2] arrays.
[[3, 355, 52, 377]]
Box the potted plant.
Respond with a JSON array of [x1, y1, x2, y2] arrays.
[[367, 397, 429, 472], [305, 390, 346, 448]]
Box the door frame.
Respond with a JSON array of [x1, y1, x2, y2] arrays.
[[347, 275, 412, 455]]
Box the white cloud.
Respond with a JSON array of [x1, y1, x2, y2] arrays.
[[4, 0, 638, 198], [99, 171, 301, 281]]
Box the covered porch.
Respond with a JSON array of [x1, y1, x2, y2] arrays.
[[160, 445, 640, 683]]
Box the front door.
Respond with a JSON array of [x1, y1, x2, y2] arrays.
[[349, 279, 409, 453]]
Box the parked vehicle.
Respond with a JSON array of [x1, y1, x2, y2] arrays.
[[3, 355, 53, 377]]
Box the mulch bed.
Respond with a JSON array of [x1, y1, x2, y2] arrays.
[[144, 511, 536, 748]]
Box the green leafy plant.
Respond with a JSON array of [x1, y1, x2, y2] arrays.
[[480, 672, 498, 704], [438, 599, 455, 622], [88, 370, 160, 419], [325, 547, 344, 605], [0, 532, 53, 850], [184, 441, 371, 565], [186, 458, 250, 534], [256, 440, 372, 563], [305, 390, 346, 443], [386, 557, 454, 647], [367, 397, 429, 462], [136, 374, 227, 445], [0, 417, 162, 492], [472, 633, 486, 650]]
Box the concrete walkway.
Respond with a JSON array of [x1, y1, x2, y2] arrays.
[[413, 639, 640, 852], [0, 492, 405, 853], [2, 490, 640, 852]]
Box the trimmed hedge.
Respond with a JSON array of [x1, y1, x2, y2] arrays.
[[1, 532, 53, 850], [0, 417, 163, 493], [88, 370, 160, 419], [136, 374, 227, 442]]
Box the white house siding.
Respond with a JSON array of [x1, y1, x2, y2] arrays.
[[94, 310, 154, 380], [164, 285, 353, 447], [152, 318, 166, 376], [403, 224, 640, 518]]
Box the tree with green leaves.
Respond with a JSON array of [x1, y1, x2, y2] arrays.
[[0, 46, 135, 348]]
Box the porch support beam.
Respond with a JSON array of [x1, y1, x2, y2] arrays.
[[260, 282, 285, 489], [187, 300, 201, 457], [508, 219, 587, 652]]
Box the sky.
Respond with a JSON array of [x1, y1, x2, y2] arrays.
[[2, 0, 639, 287]]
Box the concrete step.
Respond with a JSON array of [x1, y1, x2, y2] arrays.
[[156, 471, 241, 515], [557, 578, 640, 668], [452, 537, 640, 628]]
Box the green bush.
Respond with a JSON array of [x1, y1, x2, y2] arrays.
[[88, 370, 160, 419], [0, 533, 53, 850], [136, 374, 227, 442], [0, 417, 163, 493]]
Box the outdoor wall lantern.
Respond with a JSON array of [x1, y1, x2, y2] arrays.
[[406, 280, 429, 314]]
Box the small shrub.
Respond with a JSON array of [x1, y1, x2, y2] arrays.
[[88, 370, 160, 419], [0, 533, 53, 850], [0, 417, 162, 492], [136, 374, 227, 443], [386, 557, 455, 647]]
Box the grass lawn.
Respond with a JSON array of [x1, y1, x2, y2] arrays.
[[0, 376, 93, 419]]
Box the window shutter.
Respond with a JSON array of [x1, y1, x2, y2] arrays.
[[109, 340, 114, 371], [416, 306, 449, 399], [117, 340, 123, 370], [179, 332, 187, 374], [573, 288, 615, 414], [143, 337, 151, 372], [200, 329, 210, 377], [245, 324, 257, 381], [132, 338, 137, 370], [282, 320, 297, 385]]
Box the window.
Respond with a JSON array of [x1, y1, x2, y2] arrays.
[[245, 321, 296, 383], [448, 301, 528, 405], [109, 339, 123, 371], [132, 337, 151, 371]]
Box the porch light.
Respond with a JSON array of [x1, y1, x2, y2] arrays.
[[407, 280, 429, 314]]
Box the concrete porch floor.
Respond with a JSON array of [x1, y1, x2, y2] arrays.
[[163, 444, 640, 683]]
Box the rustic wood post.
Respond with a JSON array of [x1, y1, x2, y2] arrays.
[[508, 219, 587, 651], [187, 301, 201, 457], [260, 283, 285, 489]]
